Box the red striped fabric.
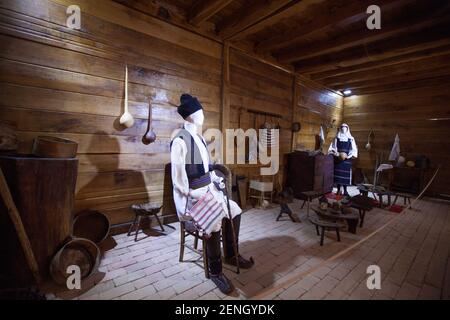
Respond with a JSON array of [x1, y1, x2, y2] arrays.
[[187, 191, 224, 236]]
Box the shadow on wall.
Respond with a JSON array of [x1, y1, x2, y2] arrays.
[[76, 131, 150, 231]]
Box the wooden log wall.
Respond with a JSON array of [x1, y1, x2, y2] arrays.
[[0, 0, 223, 229], [344, 83, 450, 196], [293, 81, 344, 152], [0, 0, 345, 230], [228, 49, 294, 189]]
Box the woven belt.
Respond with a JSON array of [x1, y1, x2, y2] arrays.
[[189, 172, 211, 190]]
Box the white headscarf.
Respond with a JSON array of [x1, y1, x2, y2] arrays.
[[336, 123, 354, 142]]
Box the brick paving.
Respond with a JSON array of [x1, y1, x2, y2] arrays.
[[51, 190, 450, 300]]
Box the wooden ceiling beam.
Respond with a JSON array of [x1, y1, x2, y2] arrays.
[[255, 0, 403, 54], [349, 75, 450, 95], [188, 0, 234, 26], [276, 8, 450, 63], [332, 65, 450, 92], [294, 22, 450, 74], [112, 0, 220, 41], [310, 45, 450, 80], [322, 53, 450, 88], [217, 0, 295, 40], [228, 0, 327, 41]]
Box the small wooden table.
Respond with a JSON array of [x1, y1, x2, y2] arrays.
[[312, 205, 360, 234], [309, 216, 345, 246]]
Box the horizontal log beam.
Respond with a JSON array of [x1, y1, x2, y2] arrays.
[[310, 44, 450, 80], [256, 0, 402, 54], [229, 0, 327, 41], [322, 53, 450, 88], [217, 0, 294, 39], [188, 0, 233, 26], [294, 22, 450, 74], [349, 75, 450, 95], [276, 7, 450, 63], [112, 0, 220, 41], [332, 66, 450, 92]]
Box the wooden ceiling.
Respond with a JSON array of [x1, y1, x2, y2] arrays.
[[115, 0, 450, 94]]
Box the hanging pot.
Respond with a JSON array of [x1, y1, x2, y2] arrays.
[[142, 99, 157, 145], [119, 65, 135, 128], [365, 130, 374, 151], [291, 122, 301, 133]]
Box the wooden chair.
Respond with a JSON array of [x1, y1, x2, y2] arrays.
[[179, 220, 212, 278], [179, 165, 239, 278]]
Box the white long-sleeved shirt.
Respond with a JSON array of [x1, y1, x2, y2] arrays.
[[170, 121, 241, 231], [328, 137, 358, 158]]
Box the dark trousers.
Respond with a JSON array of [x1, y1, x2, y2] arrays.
[[206, 214, 241, 275]]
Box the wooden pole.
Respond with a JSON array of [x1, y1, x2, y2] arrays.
[[291, 75, 299, 152], [221, 41, 231, 164], [0, 167, 41, 285]]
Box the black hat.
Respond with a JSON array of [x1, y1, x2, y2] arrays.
[[177, 94, 203, 119]]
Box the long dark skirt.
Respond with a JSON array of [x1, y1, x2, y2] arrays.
[[334, 158, 352, 186]]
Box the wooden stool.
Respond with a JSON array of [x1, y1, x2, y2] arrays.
[[349, 195, 374, 228], [392, 192, 413, 207], [276, 203, 299, 222], [300, 191, 322, 217], [309, 217, 345, 246], [128, 203, 164, 241]]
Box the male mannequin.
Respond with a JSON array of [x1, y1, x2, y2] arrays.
[[170, 94, 254, 294], [328, 123, 358, 196]]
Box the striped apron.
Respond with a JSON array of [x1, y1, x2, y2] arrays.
[[334, 138, 353, 186]]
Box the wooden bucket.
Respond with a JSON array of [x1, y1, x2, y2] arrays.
[[73, 210, 110, 244], [32, 136, 78, 158], [50, 238, 100, 286]]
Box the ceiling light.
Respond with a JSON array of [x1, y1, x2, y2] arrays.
[[342, 89, 352, 96]]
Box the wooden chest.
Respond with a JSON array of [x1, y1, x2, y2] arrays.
[[285, 151, 334, 198]]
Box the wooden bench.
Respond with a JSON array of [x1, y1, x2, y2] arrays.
[[309, 216, 345, 246]]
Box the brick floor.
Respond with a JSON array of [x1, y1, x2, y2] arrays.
[[50, 189, 450, 300]]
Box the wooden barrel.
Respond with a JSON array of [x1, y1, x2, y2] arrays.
[[32, 136, 78, 158], [73, 210, 110, 244], [0, 155, 78, 286], [50, 237, 100, 286]]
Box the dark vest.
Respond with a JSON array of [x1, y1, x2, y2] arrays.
[[170, 129, 212, 188]]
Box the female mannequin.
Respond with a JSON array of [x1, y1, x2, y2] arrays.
[[328, 123, 358, 196]]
